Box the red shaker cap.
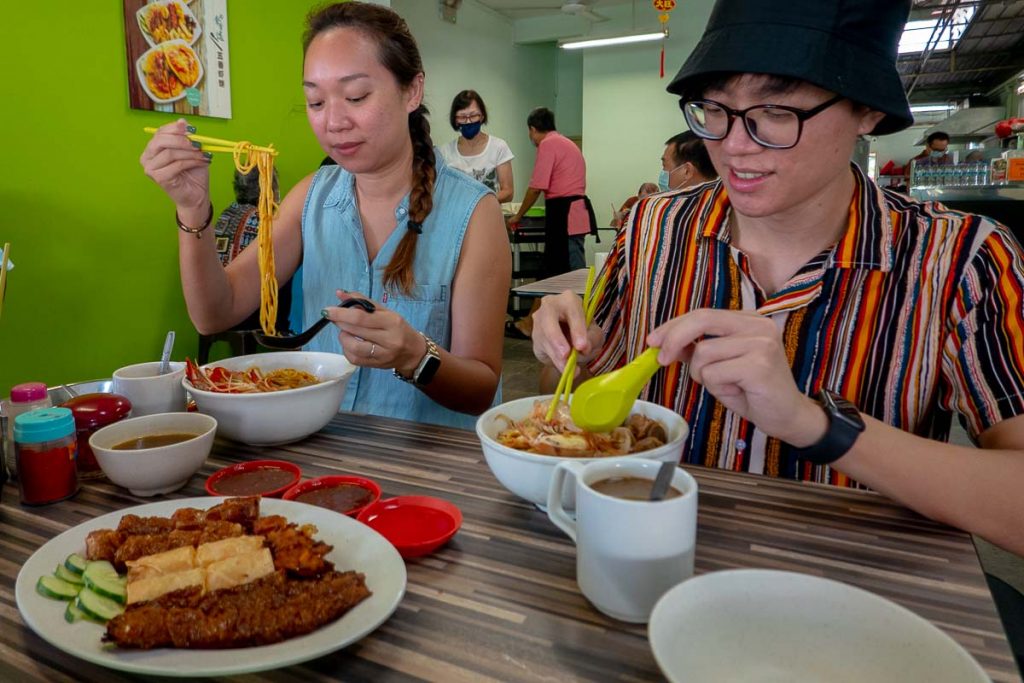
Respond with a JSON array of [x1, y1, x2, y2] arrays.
[[10, 382, 48, 403], [62, 393, 133, 430]]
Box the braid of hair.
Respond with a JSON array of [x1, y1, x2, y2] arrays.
[[383, 104, 435, 295]]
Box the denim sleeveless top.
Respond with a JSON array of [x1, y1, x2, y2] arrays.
[[300, 157, 501, 429]]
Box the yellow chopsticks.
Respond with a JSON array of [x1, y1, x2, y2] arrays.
[[142, 127, 277, 155], [0, 242, 10, 321], [545, 266, 609, 422]]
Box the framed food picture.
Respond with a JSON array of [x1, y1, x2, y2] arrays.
[[124, 0, 231, 118]]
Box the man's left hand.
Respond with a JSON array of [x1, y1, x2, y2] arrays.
[[647, 309, 827, 447]]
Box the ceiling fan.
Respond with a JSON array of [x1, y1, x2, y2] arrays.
[[538, 1, 610, 23]]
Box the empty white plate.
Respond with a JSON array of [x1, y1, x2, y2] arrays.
[[648, 569, 989, 683]]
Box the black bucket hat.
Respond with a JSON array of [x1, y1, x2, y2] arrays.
[[667, 0, 913, 135]]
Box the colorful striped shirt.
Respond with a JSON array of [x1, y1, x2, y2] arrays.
[[588, 165, 1024, 486]]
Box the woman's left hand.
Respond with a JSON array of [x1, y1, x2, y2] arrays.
[[647, 308, 826, 447], [323, 289, 426, 374]]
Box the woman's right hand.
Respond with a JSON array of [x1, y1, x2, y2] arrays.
[[531, 291, 603, 371], [139, 118, 212, 211]]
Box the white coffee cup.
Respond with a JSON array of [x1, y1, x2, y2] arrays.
[[548, 458, 698, 623], [112, 361, 187, 416]]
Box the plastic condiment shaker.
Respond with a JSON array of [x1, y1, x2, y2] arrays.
[[14, 407, 79, 505], [62, 393, 132, 479], [3, 382, 52, 479]]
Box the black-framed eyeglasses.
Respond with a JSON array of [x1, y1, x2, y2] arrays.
[[455, 112, 483, 125], [680, 94, 844, 150]]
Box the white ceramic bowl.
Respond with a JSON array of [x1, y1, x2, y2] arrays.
[[184, 351, 355, 446], [649, 569, 988, 683], [475, 395, 688, 508], [89, 413, 217, 496]]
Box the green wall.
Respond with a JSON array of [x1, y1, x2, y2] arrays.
[[0, 1, 337, 395]]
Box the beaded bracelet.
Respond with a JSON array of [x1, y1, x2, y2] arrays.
[[176, 203, 214, 238]]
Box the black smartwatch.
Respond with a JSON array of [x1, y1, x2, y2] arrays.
[[790, 390, 865, 465], [394, 333, 441, 386]]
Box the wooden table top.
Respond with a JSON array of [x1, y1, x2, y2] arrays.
[[512, 268, 590, 297], [1, 412, 1018, 682]]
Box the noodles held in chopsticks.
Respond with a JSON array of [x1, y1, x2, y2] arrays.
[[231, 141, 280, 337]]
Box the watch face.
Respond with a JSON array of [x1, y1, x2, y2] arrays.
[[415, 355, 441, 385], [823, 391, 864, 432]]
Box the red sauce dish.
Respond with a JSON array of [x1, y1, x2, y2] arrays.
[[283, 475, 382, 518], [205, 460, 301, 498], [357, 496, 462, 558]]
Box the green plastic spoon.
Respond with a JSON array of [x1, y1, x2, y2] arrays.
[[570, 347, 662, 432]]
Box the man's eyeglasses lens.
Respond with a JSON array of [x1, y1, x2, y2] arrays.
[[683, 101, 802, 149]]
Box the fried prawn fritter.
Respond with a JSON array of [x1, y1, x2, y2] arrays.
[[253, 515, 333, 576], [105, 570, 371, 649]]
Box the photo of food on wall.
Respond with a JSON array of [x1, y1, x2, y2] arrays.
[[123, 0, 231, 119]]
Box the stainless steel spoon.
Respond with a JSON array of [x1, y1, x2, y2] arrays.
[[252, 297, 376, 350], [649, 461, 677, 501]]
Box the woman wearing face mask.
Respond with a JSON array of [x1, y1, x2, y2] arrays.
[[140, 2, 510, 429], [439, 90, 515, 203]]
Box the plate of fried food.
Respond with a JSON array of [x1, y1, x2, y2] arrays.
[[15, 496, 406, 677], [135, 40, 204, 104], [136, 0, 201, 48]]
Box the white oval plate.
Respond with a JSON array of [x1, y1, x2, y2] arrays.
[[649, 569, 989, 683], [16, 497, 407, 677]]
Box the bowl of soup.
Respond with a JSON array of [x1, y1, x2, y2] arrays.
[[205, 460, 301, 498], [89, 412, 217, 496], [475, 395, 688, 509], [283, 475, 381, 517]]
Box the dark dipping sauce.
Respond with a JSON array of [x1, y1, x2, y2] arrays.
[[113, 433, 199, 450], [591, 475, 682, 501], [212, 468, 296, 496], [295, 484, 372, 514]]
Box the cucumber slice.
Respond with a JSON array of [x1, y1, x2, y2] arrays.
[[65, 600, 89, 623], [77, 587, 125, 622], [36, 575, 81, 601], [82, 561, 127, 604], [64, 553, 88, 576], [55, 564, 84, 585]]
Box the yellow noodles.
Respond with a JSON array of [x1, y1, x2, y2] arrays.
[[232, 142, 279, 337]]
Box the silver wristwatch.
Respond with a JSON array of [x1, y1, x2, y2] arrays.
[[394, 333, 441, 386]]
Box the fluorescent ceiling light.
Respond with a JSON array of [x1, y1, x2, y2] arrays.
[[909, 104, 954, 113], [898, 7, 975, 55], [560, 31, 665, 50]]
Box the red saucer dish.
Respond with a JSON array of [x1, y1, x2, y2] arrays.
[[283, 475, 381, 518], [204, 460, 301, 498], [357, 496, 462, 558]]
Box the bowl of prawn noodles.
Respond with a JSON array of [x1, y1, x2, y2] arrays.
[[475, 395, 688, 509], [183, 351, 355, 446]]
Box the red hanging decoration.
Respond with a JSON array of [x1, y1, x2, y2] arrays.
[[653, 0, 677, 78]]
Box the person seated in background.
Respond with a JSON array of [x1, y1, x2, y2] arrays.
[[439, 89, 515, 203], [531, 0, 1024, 555], [612, 132, 717, 228], [212, 167, 293, 336]]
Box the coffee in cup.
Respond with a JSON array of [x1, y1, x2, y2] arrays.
[[547, 458, 697, 623]]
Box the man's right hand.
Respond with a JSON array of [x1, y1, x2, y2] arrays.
[[531, 291, 603, 371]]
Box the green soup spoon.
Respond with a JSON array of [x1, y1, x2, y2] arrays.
[[570, 347, 663, 432]]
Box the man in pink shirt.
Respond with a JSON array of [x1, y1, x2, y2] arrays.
[[508, 107, 596, 276]]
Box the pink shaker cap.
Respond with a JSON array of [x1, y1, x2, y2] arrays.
[[10, 382, 48, 403]]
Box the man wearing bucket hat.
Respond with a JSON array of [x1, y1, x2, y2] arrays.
[[531, 0, 1024, 555]]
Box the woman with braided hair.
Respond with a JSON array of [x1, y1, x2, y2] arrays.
[[140, 2, 510, 428]]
